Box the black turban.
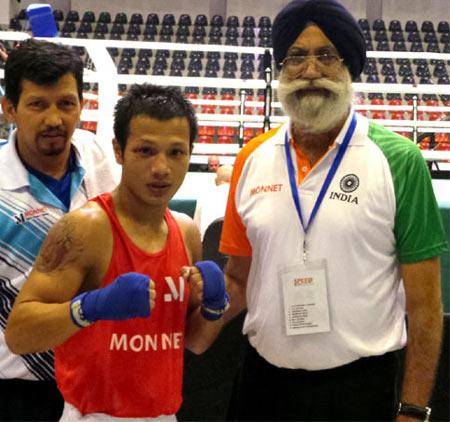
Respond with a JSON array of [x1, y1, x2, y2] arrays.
[[272, 0, 366, 81]]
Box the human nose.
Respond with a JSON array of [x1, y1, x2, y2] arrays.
[[299, 57, 322, 80], [152, 153, 170, 177], [43, 105, 63, 127]]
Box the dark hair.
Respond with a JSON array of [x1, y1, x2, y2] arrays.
[[113, 84, 197, 153], [4, 38, 84, 107]]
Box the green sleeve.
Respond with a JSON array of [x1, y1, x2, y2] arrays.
[[368, 122, 449, 263]]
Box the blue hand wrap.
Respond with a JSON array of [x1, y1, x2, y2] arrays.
[[194, 260, 230, 321], [70, 272, 150, 328]]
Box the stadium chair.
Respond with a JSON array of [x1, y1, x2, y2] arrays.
[[390, 31, 405, 42], [160, 24, 174, 36], [53, 9, 64, 21], [371, 111, 386, 120], [440, 33, 450, 43], [240, 69, 254, 79], [197, 135, 213, 144], [421, 20, 435, 33], [208, 26, 223, 37], [211, 15, 224, 27], [218, 126, 236, 136], [198, 126, 215, 137], [94, 32, 106, 40], [226, 16, 239, 28], [401, 75, 415, 84], [66, 10, 79, 22], [383, 75, 397, 84], [109, 32, 122, 40], [366, 74, 380, 83], [107, 47, 119, 58], [143, 24, 157, 37], [61, 21, 76, 33], [171, 57, 185, 71], [176, 25, 190, 37], [127, 24, 141, 36], [393, 41, 407, 51], [407, 31, 422, 42], [405, 20, 418, 32], [410, 41, 424, 52], [111, 23, 125, 35], [114, 12, 127, 24], [217, 135, 233, 144], [388, 20, 402, 32], [195, 14, 208, 26], [243, 16, 256, 28], [242, 27, 255, 38], [153, 56, 168, 71], [259, 27, 272, 39], [372, 18, 385, 31], [178, 14, 192, 26], [358, 18, 370, 31], [259, 36, 272, 47], [242, 37, 255, 47], [152, 66, 165, 76], [118, 57, 133, 70], [173, 50, 187, 59], [81, 11, 95, 23], [427, 43, 441, 53], [130, 13, 143, 25], [98, 12, 111, 24], [376, 40, 390, 51], [220, 90, 235, 99], [424, 32, 438, 43], [204, 69, 218, 78], [137, 56, 151, 69], [123, 47, 137, 58], [146, 13, 159, 25], [374, 30, 388, 42], [135, 65, 147, 75], [258, 16, 272, 28], [437, 21, 450, 33], [76, 31, 88, 39], [78, 21, 92, 33], [94, 22, 108, 35], [162, 13, 176, 26]]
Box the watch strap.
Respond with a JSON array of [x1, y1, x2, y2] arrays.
[[397, 402, 431, 422]]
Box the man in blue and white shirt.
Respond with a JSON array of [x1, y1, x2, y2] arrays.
[[0, 38, 119, 421]]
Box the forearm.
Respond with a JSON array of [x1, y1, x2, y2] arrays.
[[5, 301, 79, 354], [222, 273, 247, 323], [184, 307, 225, 354], [400, 304, 443, 406]]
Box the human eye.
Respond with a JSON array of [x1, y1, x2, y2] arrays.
[[169, 147, 188, 158], [286, 55, 306, 66], [59, 99, 78, 109], [27, 99, 45, 109], [135, 146, 157, 156]]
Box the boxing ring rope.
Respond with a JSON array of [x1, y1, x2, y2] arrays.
[[1, 31, 450, 166]]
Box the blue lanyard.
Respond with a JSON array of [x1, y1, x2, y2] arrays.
[[284, 113, 357, 240]]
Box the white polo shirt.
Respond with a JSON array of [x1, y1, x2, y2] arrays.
[[220, 111, 448, 370]]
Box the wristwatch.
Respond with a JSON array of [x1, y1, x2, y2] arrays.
[[397, 402, 432, 421]]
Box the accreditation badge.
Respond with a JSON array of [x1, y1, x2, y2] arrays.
[[278, 259, 331, 336]]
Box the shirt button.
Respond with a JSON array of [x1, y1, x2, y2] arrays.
[[301, 166, 308, 173]]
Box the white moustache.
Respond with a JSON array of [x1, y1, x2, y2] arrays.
[[278, 78, 343, 98]]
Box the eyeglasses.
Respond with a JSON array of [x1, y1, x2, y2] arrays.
[[280, 53, 344, 76]]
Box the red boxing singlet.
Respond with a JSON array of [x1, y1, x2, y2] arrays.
[[55, 193, 190, 417]]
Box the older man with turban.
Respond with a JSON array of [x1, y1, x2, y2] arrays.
[[220, 0, 448, 420]]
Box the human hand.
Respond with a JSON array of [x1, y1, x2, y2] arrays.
[[70, 272, 155, 327]]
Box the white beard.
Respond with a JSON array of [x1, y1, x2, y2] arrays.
[[277, 69, 353, 134]]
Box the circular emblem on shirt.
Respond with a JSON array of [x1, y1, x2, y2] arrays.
[[340, 174, 359, 193]]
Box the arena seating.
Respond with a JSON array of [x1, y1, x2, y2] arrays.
[[3, 12, 450, 147]]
